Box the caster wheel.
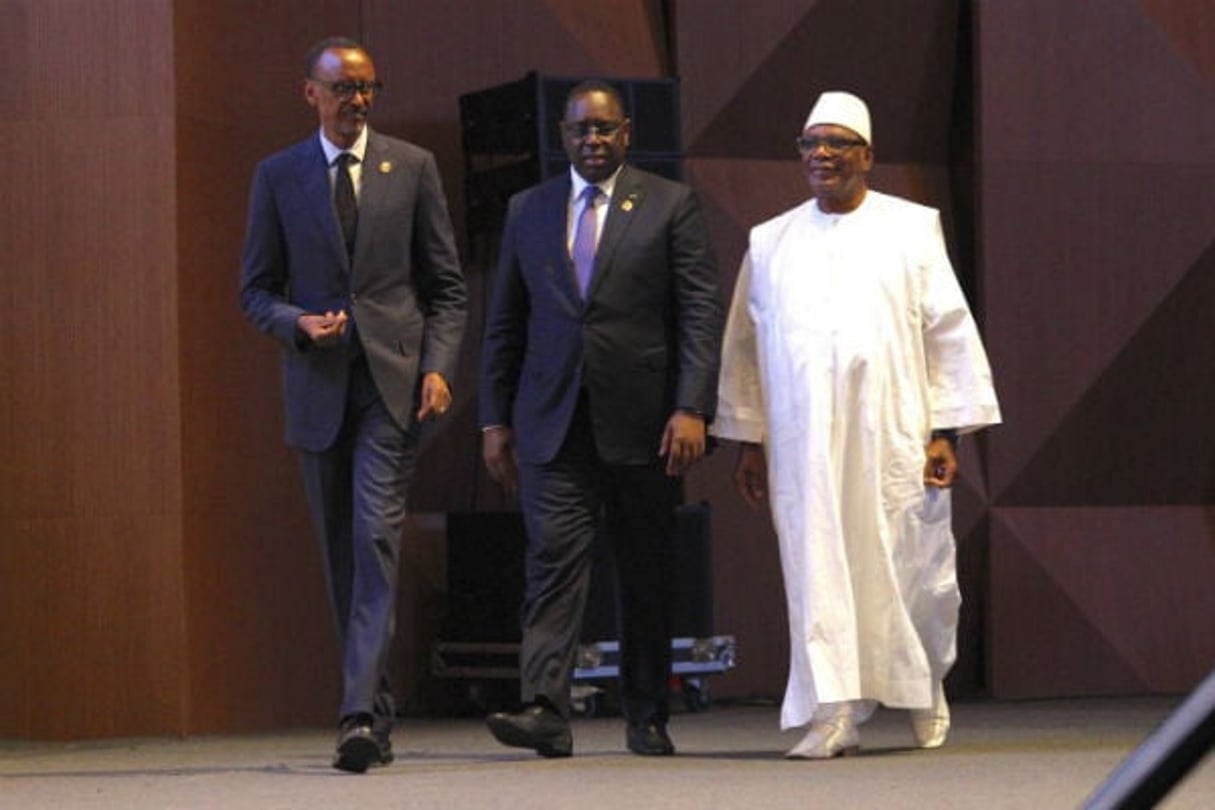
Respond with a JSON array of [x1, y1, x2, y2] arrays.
[[681, 677, 712, 712]]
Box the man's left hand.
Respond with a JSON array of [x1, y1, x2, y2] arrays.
[[659, 410, 707, 476], [923, 437, 958, 488]]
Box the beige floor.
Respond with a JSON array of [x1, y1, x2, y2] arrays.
[[1, 697, 1212, 809]]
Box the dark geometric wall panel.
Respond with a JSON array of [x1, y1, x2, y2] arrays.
[[685, 0, 963, 164], [980, 0, 1215, 697], [999, 242, 1215, 506], [990, 507, 1215, 697]]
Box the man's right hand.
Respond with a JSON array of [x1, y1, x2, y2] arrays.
[[482, 426, 518, 498], [297, 310, 349, 347], [733, 442, 768, 509]]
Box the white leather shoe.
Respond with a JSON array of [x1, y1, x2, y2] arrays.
[[785, 716, 860, 759], [909, 682, 950, 748]]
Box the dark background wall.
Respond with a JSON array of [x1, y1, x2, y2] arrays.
[[976, 0, 1215, 697], [1, 0, 1211, 739]]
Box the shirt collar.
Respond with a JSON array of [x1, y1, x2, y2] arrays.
[[570, 165, 622, 202], [318, 127, 369, 166]]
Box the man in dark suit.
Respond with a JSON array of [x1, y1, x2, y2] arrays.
[[239, 37, 466, 773], [479, 80, 722, 758]]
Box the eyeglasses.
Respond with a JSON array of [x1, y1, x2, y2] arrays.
[[312, 79, 383, 100], [562, 120, 625, 139], [795, 135, 867, 154]]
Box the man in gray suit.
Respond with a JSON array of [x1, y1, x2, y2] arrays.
[[240, 37, 466, 773]]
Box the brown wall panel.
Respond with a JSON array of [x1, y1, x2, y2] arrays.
[[0, 0, 185, 739], [5, 515, 187, 739]]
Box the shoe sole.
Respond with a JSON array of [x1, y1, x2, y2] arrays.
[[487, 717, 572, 758], [627, 744, 676, 756], [536, 740, 573, 758], [334, 735, 381, 773], [786, 744, 860, 760]]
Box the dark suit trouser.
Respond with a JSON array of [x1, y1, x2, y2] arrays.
[[299, 356, 419, 737], [517, 399, 679, 725]]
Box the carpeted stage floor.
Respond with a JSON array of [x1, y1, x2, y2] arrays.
[[2, 697, 1211, 809]]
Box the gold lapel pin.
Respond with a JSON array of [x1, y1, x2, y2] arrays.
[[621, 199, 634, 212], [379, 161, 393, 174]]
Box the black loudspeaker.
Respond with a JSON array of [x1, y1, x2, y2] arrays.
[[442, 511, 527, 643], [459, 72, 684, 261], [442, 504, 715, 645], [581, 502, 715, 642], [674, 502, 716, 638], [1082, 667, 1215, 809]]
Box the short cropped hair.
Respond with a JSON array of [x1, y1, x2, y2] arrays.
[[564, 79, 628, 119], [305, 36, 364, 77]]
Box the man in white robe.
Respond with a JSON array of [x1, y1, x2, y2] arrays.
[[713, 91, 1001, 759]]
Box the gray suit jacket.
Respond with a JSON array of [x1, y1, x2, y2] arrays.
[[240, 129, 467, 451]]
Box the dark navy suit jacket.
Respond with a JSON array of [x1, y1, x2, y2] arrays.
[[240, 129, 466, 451], [480, 166, 721, 465]]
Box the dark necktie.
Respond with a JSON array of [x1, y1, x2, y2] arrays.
[[334, 152, 358, 257], [572, 185, 602, 296]]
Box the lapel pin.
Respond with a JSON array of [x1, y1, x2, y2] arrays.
[[621, 199, 634, 212], [379, 161, 393, 174]]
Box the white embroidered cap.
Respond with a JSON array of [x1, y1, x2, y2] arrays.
[[803, 91, 871, 144]]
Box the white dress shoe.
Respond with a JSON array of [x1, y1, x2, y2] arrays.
[[909, 682, 950, 748], [785, 716, 860, 759]]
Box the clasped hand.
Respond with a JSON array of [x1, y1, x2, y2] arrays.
[[297, 310, 348, 347]]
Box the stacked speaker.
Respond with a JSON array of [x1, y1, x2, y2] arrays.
[[459, 72, 684, 263], [443, 504, 715, 645]]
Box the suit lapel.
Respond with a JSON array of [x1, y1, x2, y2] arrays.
[[587, 166, 642, 299], [291, 138, 350, 271], [539, 176, 582, 303], [353, 131, 391, 269]]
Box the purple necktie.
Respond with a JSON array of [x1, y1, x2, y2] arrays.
[[572, 185, 602, 295]]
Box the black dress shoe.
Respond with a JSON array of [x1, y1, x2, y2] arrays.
[[627, 722, 675, 756], [334, 716, 384, 773], [374, 735, 394, 767], [486, 705, 572, 758]]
